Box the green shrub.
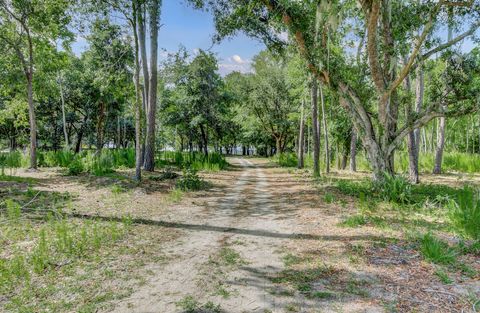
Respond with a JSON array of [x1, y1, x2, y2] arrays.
[[448, 186, 480, 240], [375, 173, 412, 204], [175, 168, 205, 191], [276, 153, 298, 167], [83, 152, 114, 176], [67, 157, 84, 176], [420, 233, 456, 265]]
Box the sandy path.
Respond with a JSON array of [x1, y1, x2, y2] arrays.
[[107, 158, 302, 313]]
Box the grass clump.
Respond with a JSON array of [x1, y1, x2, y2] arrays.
[[175, 295, 222, 313], [434, 269, 453, 284], [176, 168, 206, 191], [447, 186, 480, 240], [420, 233, 457, 265], [339, 215, 368, 227], [375, 173, 412, 204], [218, 247, 245, 266]]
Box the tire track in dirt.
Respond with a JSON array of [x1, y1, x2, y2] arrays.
[[207, 159, 300, 312], [106, 158, 257, 313]]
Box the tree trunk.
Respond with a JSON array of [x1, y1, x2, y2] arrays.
[[311, 79, 320, 177], [410, 64, 424, 181], [319, 82, 329, 174], [200, 124, 208, 156], [59, 73, 68, 149], [96, 102, 106, 154], [297, 99, 305, 169], [275, 137, 281, 155], [26, 73, 37, 169], [433, 116, 446, 174], [133, 4, 142, 181], [404, 65, 419, 183], [341, 152, 347, 170], [433, 12, 453, 175], [350, 129, 357, 172], [143, 0, 160, 172], [117, 115, 121, 148]]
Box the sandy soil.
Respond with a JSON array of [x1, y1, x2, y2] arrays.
[[7, 158, 479, 312]]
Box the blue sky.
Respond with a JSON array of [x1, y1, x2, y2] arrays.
[[72, 1, 265, 76]]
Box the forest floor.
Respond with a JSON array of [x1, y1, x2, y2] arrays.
[[1, 157, 479, 312]]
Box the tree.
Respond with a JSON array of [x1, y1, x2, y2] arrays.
[[83, 18, 133, 153], [0, 0, 72, 168], [193, 0, 480, 181]]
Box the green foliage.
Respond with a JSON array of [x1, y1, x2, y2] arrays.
[[447, 186, 480, 240], [175, 168, 205, 191], [420, 233, 456, 265], [158, 151, 228, 171], [5, 199, 22, 221], [276, 153, 297, 167], [67, 157, 84, 176], [339, 215, 368, 227], [375, 173, 412, 204]]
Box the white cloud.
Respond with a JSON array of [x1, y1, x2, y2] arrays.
[[231, 54, 246, 64], [218, 54, 253, 75], [218, 62, 252, 76]]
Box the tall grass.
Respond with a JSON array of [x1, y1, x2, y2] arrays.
[[448, 186, 480, 240], [157, 151, 228, 171], [0, 149, 228, 176], [276, 151, 480, 174]]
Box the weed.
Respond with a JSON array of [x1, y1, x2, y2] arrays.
[[282, 253, 305, 267], [5, 199, 22, 221], [176, 168, 206, 191], [214, 285, 231, 299], [420, 233, 457, 265], [435, 269, 453, 284], [323, 192, 335, 204], [307, 290, 336, 299], [218, 247, 244, 266], [175, 295, 222, 313], [285, 303, 300, 312], [167, 188, 184, 203], [339, 215, 367, 227], [111, 184, 126, 194], [346, 279, 370, 297]]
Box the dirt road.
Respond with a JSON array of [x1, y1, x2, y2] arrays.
[[109, 158, 310, 312]]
